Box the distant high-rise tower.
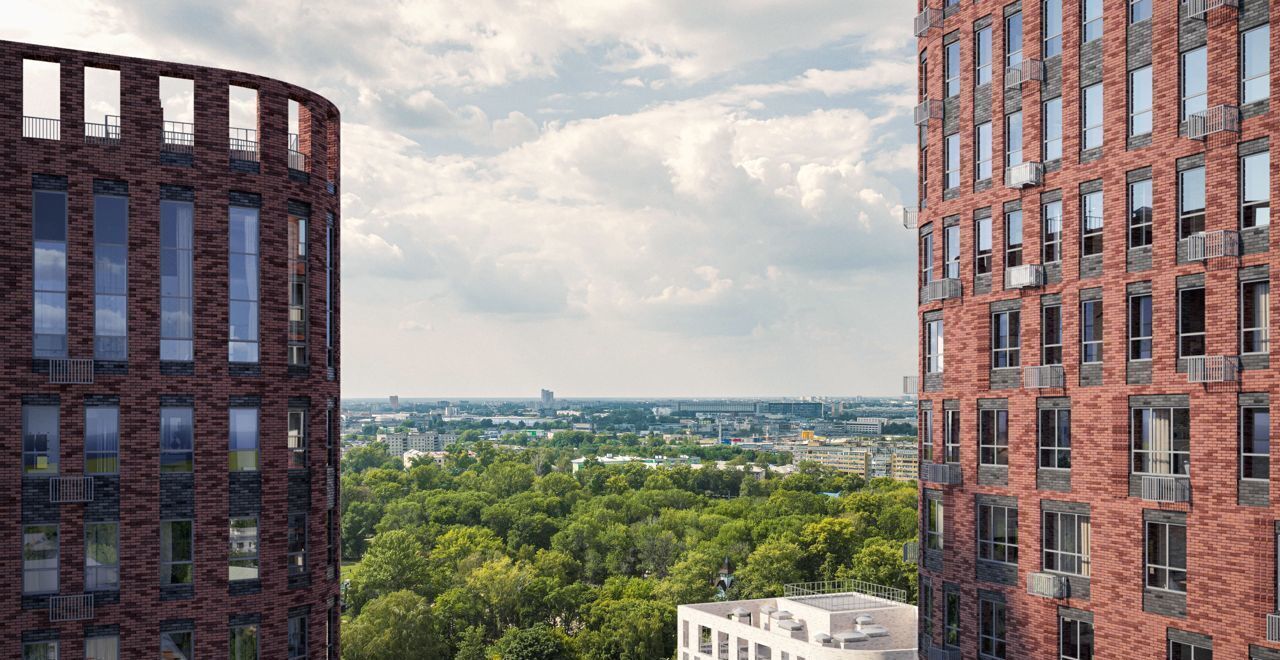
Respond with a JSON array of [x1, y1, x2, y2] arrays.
[[389, 395, 400, 409], [540, 389, 555, 411]]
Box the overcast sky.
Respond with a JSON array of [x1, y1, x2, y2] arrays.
[[6, 1, 918, 398]]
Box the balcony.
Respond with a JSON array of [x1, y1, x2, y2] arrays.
[[1140, 475, 1191, 503], [49, 593, 94, 622], [83, 115, 121, 146], [49, 476, 94, 503], [48, 358, 94, 385], [1185, 230, 1239, 261], [229, 126, 260, 163], [1183, 0, 1239, 19], [921, 278, 962, 303], [914, 99, 942, 126], [1187, 105, 1239, 140], [903, 375, 918, 395], [914, 8, 941, 37], [288, 132, 308, 171], [902, 541, 919, 564], [1023, 365, 1065, 389], [1004, 59, 1045, 89], [162, 120, 195, 155], [903, 206, 919, 229], [1186, 355, 1240, 383], [1268, 613, 1280, 642], [23, 115, 61, 140], [1006, 263, 1044, 289], [1027, 572, 1069, 599], [1005, 162, 1044, 188], [921, 462, 962, 485]]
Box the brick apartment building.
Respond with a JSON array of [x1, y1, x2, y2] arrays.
[[910, 0, 1280, 658], [0, 41, 341, 658]]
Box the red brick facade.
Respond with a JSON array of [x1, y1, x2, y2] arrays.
[[914, 1, 1280, 659], [0, 40, 341, 658]]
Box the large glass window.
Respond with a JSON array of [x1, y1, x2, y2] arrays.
[[160, 519, 194, 586], [1169, 640, 1211, 660], [1179, 166, 1206, 239], [977, 504, 1017, 563], [927, 320, 945, 374], [161, 407, 194, 472], [33, 190, 68, 359], [1061, 617, 1094, 660], [992, 311, 1021, 368], [1043, 200, 1063, 262], [23, 642, 57, 660], [288, 512, 308, 575], [1043, 98, 1062, 161], [1006, 111, 1024, 168], [1081, 84, 1103, 150], [23, 404, 59, 475], [1129, 0, 1151, 23], [976, 26, 992, 86], [288, 409, 307, 469], [326, 214, 335, 370], [1130, 66, 1153, 137], [979, 598, 1007, 659], [1044, 0, 1063, 57], [980, 409, 1009, 466], [945, 409, 961, 463], [1146, 520, 1187, 593], [161, 631, 194, 660], [1129, 178, 1152, 248], [1132, 407, 1191, 475], [229, 408, 259, 472], [976, 122, 993, 181], [1129, 294, 1153, 360], [1243, 24, 1271, 104], [1081, 300, 1103, 363], [85, 521, 119, 591], [289, 615, 309, 660], [94, 194, 128, 360], [1243, 151, 1271, 228], [85, 406, 119, 474], [1039, 408, 1072, 469], [922, 408, 934, 463], [1182, 47, 1208, 121], [229, 206, 260, 363], [1082, 0, 1102, 43], [23, 524, 58, 594], [922, 231, 934, 284], [1006, 12, 1023, 69], [1043, 305, 1063, 365], [229, 517, 259, 581], [160, 200, 194, 361], [1242, 280, 1270, 354], [1081, 190, 1103, 256], [1005, 211, 1023, 267], [976, 217, 993, 274], [926, 498, 944, 550], [1044, 510, 1090, 575], [1242, 406, 1270, 481], [944, 225, 960, 279], [230, 625, 259, 660], [288, 213, 308, 367], [1178, 288, 1205, 358], [945, 41, 960, 98], [944, 591, 960, 648], [945, 133, 960, 190]]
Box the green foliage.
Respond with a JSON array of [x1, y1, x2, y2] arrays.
[[491, 624, 573, 660], [343, 442, 402, 474], [343, 590, 448, 660]]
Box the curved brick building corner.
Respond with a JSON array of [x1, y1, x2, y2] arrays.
[[0, 40, 341, 659]]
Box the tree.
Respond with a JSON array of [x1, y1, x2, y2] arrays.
[[344, 443, 402, 474], [841, 537, 917, 597], [490, 624, 573, 660], [346, 530, 430, 613], [734, 539, 805, 598], [343, 590, 447, 660], [574, 598, 674, 660]]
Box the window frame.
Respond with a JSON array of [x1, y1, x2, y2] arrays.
[[93, 193, 129, 361], [1060, 616, 1095, 660], [1038, 408, 1072, 469], [289, 614, 309, 660], [979, 409, 1010, 467], [1129, 66, 1153, 137], [1179, 166, 1206, 239], [991, 310, 1021, 369], [1128, 294, 1153, 360], [22, 523, 59, 595], [160, 518, 194, 586], [159, 199, 195, 362], [1005, 210, 1023, 268], [1043, 304, 1063, 365], [288, 512, 308, 576], [1081, 190, 1103, 256], [945, 41, 961, 98], [1128, 178, 1152, 248], [1177, 287, 1206, 358], [1006, 111, 1024, 168], [1131, 407, 1191, 476], [85, 405, 119, 475], [230, 624, 260, 660], [921, 231, 935, 284], [945, 133, 961, 191], [1043, 0, 1063, 57], [85, 521, 119, 592], [160, 631, 194, 660], [978, 597, 1008, 659], [23, 404, 59, 476], [1043, 199, 1063, 263], [287, 212, 309, 367], [228, 205, 261, 363], [1081, 299, 1103, 364], [1081, 0, 1102, 43], [944, 590, 960, 648], [922, 407, 934, 463], [1181, 46, 1208, 122], [976, 503, 1018, 564], [1241, 406, 1270, 481], [976, 216, 993, 274], [1242, 151, 1271, 229], [22, 641, 58, 660], [84, 635, 118, 660], [1043, 510, 1090, 576], [976, 121, 993, 181], [1043, 97, 1063, 161], [160, 406, 194, 473], [1241, 280, 1270, 355], [32, 189, 69, 360], [1145, 520, 1187, 594], [1005, 11, 1023, 69], [229, 516, 260, 582], [1081, 83, 1103, 150], [1129, 0, 1151, 24], [945, 409, 961, 463], [976, 26, 993, 86], [926, 498, 945, 551], [229, 407, 260, 472], [1243, 24, 1271, 105], [926, 319, 945, 374], [944, 224, 961, 279]]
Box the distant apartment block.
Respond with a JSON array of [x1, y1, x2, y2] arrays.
[[676, 401, 825, 417], [377, 431, 459, 455]]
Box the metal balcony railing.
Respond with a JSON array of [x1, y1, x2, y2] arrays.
[[1023, 365, 1065, 389], [921, 462, 962, 485], [162, 120, 195, 154], [1187, 105, 1239, 140], [23, 116, 61, 140], [903, 376, 919, 395], [1186, 355, 1240, 383], [1185, 230, 1239, 261], [1140, 475, 1191, 503], [1006, 263, 1044, 289], [288, 132, 308, 171], [903, 206, 919, 229], [48, 358, 94, 384], [1004, 59, 1045, 88], [49, 476, 94, 503], [49, 593, 94, 622], [921, 278, 962, 303], [914, 99, 942, 126], [83, 115, 121, 145], [902, 541, 919, 564], [1027, 572, 1069, 599], [1268, 613, 1280, 642], [914, 8, 941, 37], [229, 126, 260, 162], [1006, 162, 1044, 188], [1183, 0, 1239, 19]]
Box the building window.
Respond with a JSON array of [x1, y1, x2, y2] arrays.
[[1243, 24, 1271, 104], [229, 206, 260, 363], [944, 225, 960, 279], [1005, 210, 1023, 267], [1243, 151, 1271, 228], [94, 194, 128, 361], [1179, 166, 1206, 239], [160, 406, 194, 472], [992, 310, 1021, 368], [1044, 510, 1090, 575], [980, 409, 1010, 466], [161, 631, 194, 659], [229, 517, 259, 581], [945, 41, 960, 98], [23, 524, 58, 594], [922, 231, 935, 284], [1043, 97, 1063, 161], [921, 582, 934, 641], [976, 26, 992, 86], [1081, 300, 1103, 363], [1006, 11, 1023, 69], [927, 320, 945, 374], [288, 513, 308, 575], [976, 122, 993, 181], [85, 521, 119, 591], [1242, 406, 1270, 481], [289, 614, 309, 660], [945, 133, 960, 190], [1130, 66, 1153, 137], [1146, 520, 1187, 593], [33, 189, 68, 359], [977, 216, 993, 274], [23, 404, 59, 475], [325, 214, 335, 370], [1039, 408, 1072, 469], [1129, 178, 1152, 248], [289, 409, 308, 469], [1182, 47, 1208, 121], [977, 504, 1018, 563], [230, 407, 259, 472], [1006, 111, 1024, 167], [978, 598, 1008, 659], [1242, 280, 1270, 354], [85, 636, 118, 660], [944, 591, 960, 647], [160, 200, 194, 361], [1043, 200, 1063, 262], [1129, 0, 1151, 23], [1178, 288, 1206, 358], [1043, 305, 1063, 365], [288, 212, 308, 367], [1132, 407, 1191, 476], [945, 409, 961, 463], [922, 408, 934, 463], [1081, 83, 1103, 150], [1081, 190, 1103, 256], [1061, 617, 1095, 660], [1129, 294, 1153, 360], [85, 406, 119, 474], [1044, 0, 1063, 57], [1169, 640, 1210, 660], [230, 625, 259, 660], [23, 642, 57, 660], [160, 519, 194, 585], [1082, 0, 1102, 42]]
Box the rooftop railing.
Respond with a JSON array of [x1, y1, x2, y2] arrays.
[[162, 120, 195, 154], [229, 126, 260, 162], [23, 116, 61, 140], [784, 578, 910, 608]]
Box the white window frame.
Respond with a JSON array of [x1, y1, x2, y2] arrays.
[[926, 320, 945, 374], [1128, 0, 1151, 24], [1243, 24, 1271, 105], [1081, 83, 1103, 150], [976, 26, 992, 86], [1043, 97, 1063, 161], [1043, 510, 1090, 576], [945, 409, 961, 463], [1242, 280, 1270, 355], [1241, 405, 1270, 482], [1129, 66, 1153, 137]]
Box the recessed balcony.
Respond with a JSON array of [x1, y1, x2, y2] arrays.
[[1027, 572, 1069, 599], [1005, 162, 1044, 188], [1140, 475, 1191, 503], [1187, 105, 1240, 140], [1023, 365, 1065, 389], [1006, 263, 1044, 289], [1186, 355, 1240, 383], [229, 126, 260, 163], [1185, 230, 1239, 261], [921, 462, 962, 485]]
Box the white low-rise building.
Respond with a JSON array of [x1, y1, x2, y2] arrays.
[[677, 580, 917, 660], [377, 431, 459, 455]]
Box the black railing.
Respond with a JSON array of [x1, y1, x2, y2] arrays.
[[229, 126, 259, 162], [23, 116, 61, 140], [162, 120, 195, 154], [288, 132, 308, 171], [83, 115, 121, 145]]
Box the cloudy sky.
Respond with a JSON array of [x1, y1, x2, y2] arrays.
[[6, 1, 919, 398]]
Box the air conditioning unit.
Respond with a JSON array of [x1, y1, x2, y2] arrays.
[[49, 475, 94, 503], [1140, 475, 1191, 503], [1187, 105, 1240, 140], [1023, 365, 1065, 389], [1006, 264, 1044, 289], [921, 462, 962, 485], [914, 8, 941, 37], [1004, 59, 1045, 88], [1268, 613, 1280, 642], [922, 278, 962, 303], [1005, 162, 1044, 188], [903, 541, 919, 564], [49, 594, 95, 622], [903, 206, 920, 229], [915, 99, 941, 126], [1027, 572, 1070, 599], [928, 647, 962, 660], [903, 376, 919, 395]]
